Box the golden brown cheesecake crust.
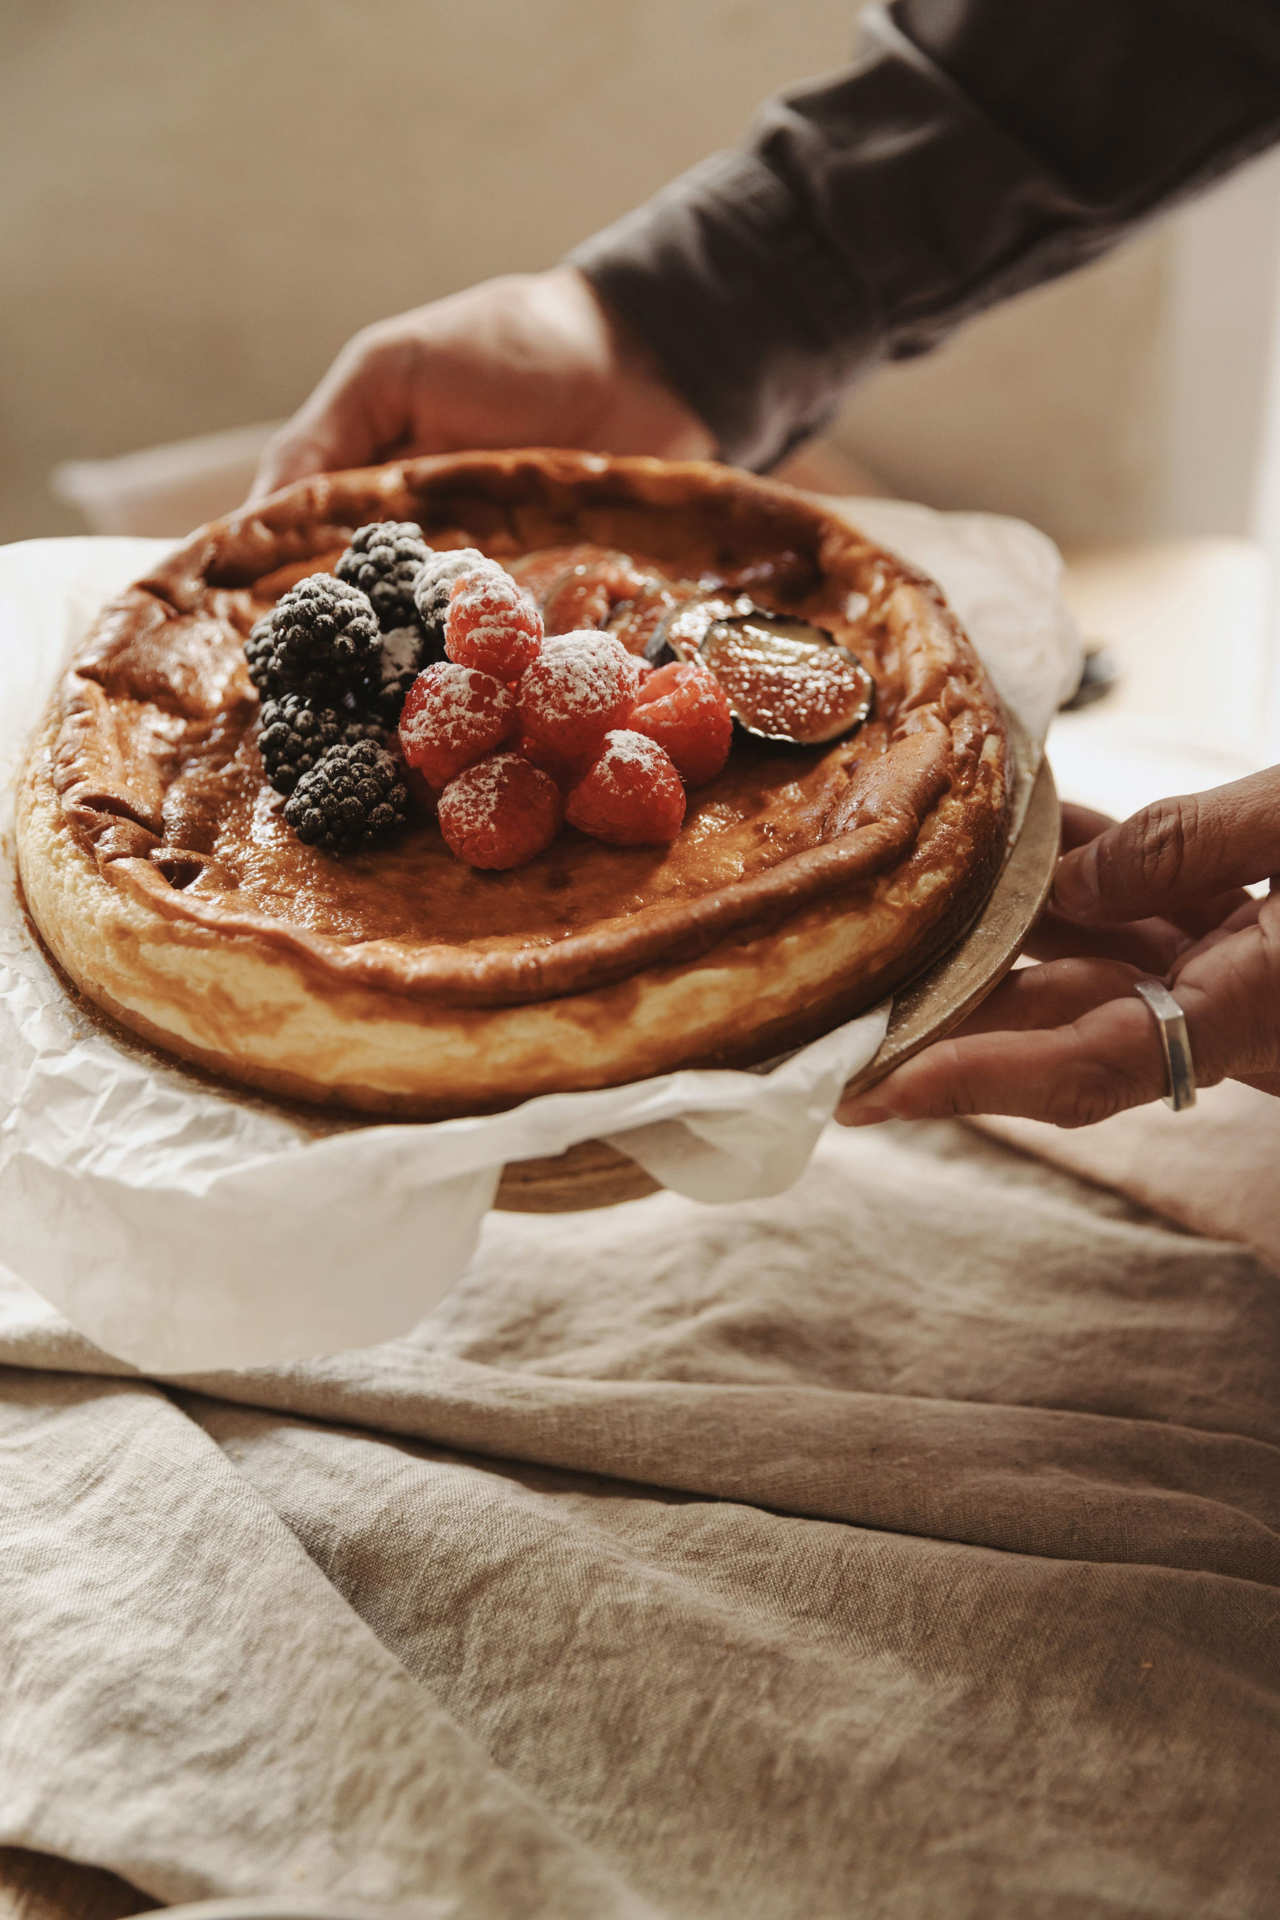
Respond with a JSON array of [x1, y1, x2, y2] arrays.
[[17, 450, 1011, 1114]]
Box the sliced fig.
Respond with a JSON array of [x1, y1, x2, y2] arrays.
[[647, 597, 874, 746]]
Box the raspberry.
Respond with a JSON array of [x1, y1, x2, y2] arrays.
[[413, 547, 491, 641], [437, 752, 562, 871], [515, 730, 593, 792], [630, 660, 734, 787], [335, 521, 430, 631], [517, 630, 642, 762], [445, 570, 543, 682], [398, 662, 517, 790], [565, 730, 686, 847]]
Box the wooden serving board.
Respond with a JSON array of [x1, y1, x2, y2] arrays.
[[493, 756, 1060, 1214]]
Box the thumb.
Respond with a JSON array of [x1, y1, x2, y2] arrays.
[[1052, 765, 1280, 924], [248, 419, 356, 503], [247, 328, 412, 504]]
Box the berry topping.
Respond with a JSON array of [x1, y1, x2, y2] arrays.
[[373, 623, 429, 724], [612, 595, 680, 668], [517, 630, 642, 762], [255, 574, 382, 702], [335, 521, 431, 631], [445, 570, 544, 682], [257, 694, 386, 796], [398, 661, 518, 789], [413, 547, 491, 640], [697, 618, 874, 746], [565, 730, 686, 847], [514, 730, 594, 792], [244, 615, 283, 696], [283, 738, 409, 853], [641, 632, 678, 670], [437, 752, 562, 871], [629, 660, 734, 786]]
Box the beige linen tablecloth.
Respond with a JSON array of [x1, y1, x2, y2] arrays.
[[2, 1103, 1278, 1919]]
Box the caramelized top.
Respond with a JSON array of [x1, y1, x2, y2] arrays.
[[48, 450, 1009, 1007]]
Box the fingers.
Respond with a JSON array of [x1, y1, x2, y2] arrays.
[[1052, 765, 1280, 925], [835, 956, 1181, 1128], [834, 840, 1280, 1132], [837, 986, 1170, 1129], [248, 328, 415, 502], [249, 426, 350, 502], [1023, 906, 1190, 974], [1171, 897, 1280, 1084], [941, 957, 1145, 1036], [1163, 885, 1256, 941], [1053, 799, 1249, 940], [1170, 896, 1264, 963], [1028, 797, 1247, 970], [1058, 800, 1116, 851]]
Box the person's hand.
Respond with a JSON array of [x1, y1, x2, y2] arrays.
[[836, 765, 1280, 1129], [248, 267, 714, 503]]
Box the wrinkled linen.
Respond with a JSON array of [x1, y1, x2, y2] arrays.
[[2, 1114, 1277, 1919], [975, 1079, 1280, 1281]]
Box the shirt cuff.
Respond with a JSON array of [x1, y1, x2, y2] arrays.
[[568, 0, 1280, 473], [568, 148, 882, 472]]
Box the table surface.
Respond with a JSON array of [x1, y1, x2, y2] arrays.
[[1050, 534, 1273, 819]]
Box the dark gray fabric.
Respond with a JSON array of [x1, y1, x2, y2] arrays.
[[1, 1121, 1277, 1915], [569, 0, 1280, 469]]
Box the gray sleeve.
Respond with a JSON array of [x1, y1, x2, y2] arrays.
[[567, 0, 1280, 470]]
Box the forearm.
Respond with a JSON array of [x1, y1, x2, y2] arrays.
[[569, 0, 1280, 469]]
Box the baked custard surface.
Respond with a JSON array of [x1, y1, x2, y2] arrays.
[[16, 450, 1011, 1115]]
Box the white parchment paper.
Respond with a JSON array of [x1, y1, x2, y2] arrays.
[[0, 507, 1080, 1370]]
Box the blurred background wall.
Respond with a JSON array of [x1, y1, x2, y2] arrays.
[[4, 0, 1279, 554]]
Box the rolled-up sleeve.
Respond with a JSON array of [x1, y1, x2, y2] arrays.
[[568, 0, 1280, 470]]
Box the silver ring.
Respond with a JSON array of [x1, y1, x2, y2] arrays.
[[1133, 979, 1197, 1111]]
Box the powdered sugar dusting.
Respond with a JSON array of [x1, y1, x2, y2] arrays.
[[564, 726, 685, 844], [413, 547, 493, 624], [520, 631, 640, 723], [422, 548, 487, 588], [586, 727, 679, 797], [599, 727, 669, 769], [438, 750, 556, 839], [449, 571, 525, 617], [380, 625, 423, 676], [441, 751, 519, 830], [377, 624, 425, 699], [398, 663, 512, 752], [446, 570, 543, 677]]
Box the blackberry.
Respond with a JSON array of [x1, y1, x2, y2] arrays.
[[412, 547, 489, 643], [245, 615, 285, 697], [283, 738, 409, 853], [373, 624, 431, 725], [336, 521, 431, 631], [257, 693, 386, 796], [256, 574, 381, 702]]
